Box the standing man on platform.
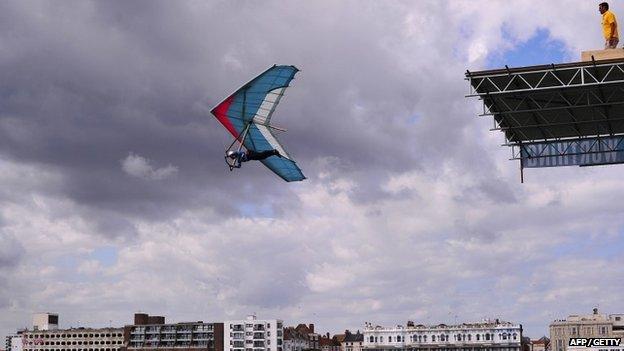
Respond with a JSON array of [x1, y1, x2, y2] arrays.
[[600, 2, 619, 48]]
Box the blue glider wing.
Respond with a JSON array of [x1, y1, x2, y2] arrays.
[[211, 65, 305, 182], [244, 124, 305, 182]]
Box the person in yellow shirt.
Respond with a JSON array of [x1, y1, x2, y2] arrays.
[[600, 2, 619, 48]]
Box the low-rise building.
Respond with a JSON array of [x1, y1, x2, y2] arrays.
[[3, 313, 122, 351], [283, 327, 309, 351], [529, 337, 549, 351], [294, 325, 318, 351], [319, 334, 340, 351], [125, 313, 224, 351], [550, 309, 624, 351], [20, 327, 124, 351], [363, 319, 522, 351], [341, 331, 363, 351]]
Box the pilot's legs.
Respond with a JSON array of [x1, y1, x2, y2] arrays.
[[246, 149, 281, 160]]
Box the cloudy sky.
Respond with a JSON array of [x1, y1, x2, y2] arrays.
[[1, 0, 624, 340]]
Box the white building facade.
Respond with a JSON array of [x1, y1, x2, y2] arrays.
[[19, 327, 124, 351], [5, 334, 24, 351], [363, 321, 522, 351], [225, 316, 284, 351]]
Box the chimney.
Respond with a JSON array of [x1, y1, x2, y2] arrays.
[[309, 324, 314, 333], [327, 333, 330, 338]]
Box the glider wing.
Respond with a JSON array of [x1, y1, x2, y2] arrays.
[[211, 65, 305, 182]]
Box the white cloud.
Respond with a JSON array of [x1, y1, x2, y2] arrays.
[[120, 153, 178, 180]]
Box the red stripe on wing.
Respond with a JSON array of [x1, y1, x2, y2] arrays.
[[211, 96, 239, 139]]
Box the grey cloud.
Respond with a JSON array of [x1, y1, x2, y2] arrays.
[[0, 235, 24, 269]]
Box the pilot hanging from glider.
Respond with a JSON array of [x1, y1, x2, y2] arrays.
[[226, 148, 282, 169], [210, 65, 306, 182]]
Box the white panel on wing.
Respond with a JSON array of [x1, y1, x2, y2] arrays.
[[256, 124, 289, 159], [253, 88, 285, 125]]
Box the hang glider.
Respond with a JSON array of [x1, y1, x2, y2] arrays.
[[211, 65, 306, 182]]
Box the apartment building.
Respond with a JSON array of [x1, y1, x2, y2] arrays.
[[125, 313, 224, 351], [224, 315, 283, 351]]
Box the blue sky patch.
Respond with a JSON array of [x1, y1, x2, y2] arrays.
[[90, 246, 118, 267], [237, 202, 275, 218], [487, 28, 568, 69]]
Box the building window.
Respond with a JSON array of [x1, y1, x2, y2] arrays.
[[389, 337, 392, 343], [432, 336, 436, 342]]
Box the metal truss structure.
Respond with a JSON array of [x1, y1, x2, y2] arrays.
[[466, 58, 624, 180]]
